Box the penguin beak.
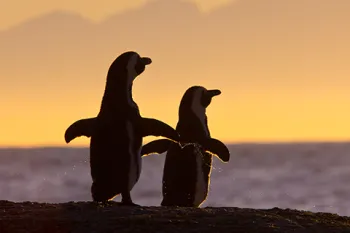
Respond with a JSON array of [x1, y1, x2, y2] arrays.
[[207, 89, 221, 97], [141, 57, 152, 65]]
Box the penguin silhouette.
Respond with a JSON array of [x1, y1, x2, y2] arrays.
[[64, 51, 180, 206], [141, 86, 230, 207]]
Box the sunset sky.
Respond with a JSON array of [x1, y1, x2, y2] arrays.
[[1, 0, 350, 147]]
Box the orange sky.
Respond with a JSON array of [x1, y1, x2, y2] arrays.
[[1, 0, 350, 147], [0, 0, 234, 30]]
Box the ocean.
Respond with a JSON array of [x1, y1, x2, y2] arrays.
[[0, 142, 349, 216]]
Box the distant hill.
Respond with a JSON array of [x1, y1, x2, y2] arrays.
[[2, 0, 349, 93]]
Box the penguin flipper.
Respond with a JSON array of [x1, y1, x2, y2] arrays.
[[141, 139, 173, 157], [64, 118, 96, 143], [203, 138, 230, 163], [140, 118, 180, 142]]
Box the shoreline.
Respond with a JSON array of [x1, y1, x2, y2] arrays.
[[1, 201, 350, 233]]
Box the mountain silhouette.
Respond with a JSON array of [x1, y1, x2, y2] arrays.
[[2, 0, 349, 89]]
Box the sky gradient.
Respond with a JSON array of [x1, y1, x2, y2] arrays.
[[1, 0, 350, 146]]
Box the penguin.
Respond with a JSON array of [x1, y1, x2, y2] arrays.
[[64, 51, 180, 206], [141, 86, 230, 207]]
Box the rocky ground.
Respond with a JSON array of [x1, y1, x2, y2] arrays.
[[1, 201, 350, 233]]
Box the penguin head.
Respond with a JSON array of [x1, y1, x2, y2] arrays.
[[200, 88, 222, 108], [125, 52, 152, 77], [107, 51, 152, 84], [179, 86, 221, 120]]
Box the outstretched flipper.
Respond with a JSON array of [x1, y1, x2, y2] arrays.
[[141, 139, 173, 157], [140, 118, 180, 142], [202, 138, 230, 162], [64, 118, 96, 143]]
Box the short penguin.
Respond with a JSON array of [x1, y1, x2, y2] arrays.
[[64, 51, 180, 206], [141, 86, 230, 207]]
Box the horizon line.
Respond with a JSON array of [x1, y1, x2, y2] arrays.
[[1, 140, 350, 149]]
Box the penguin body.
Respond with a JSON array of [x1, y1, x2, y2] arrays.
[[141, 86, 230, 207], [64, 51, 179, 205]]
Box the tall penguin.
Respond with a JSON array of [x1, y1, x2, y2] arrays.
[[64, 51, 180, 206], [141, 86, 230, 207]]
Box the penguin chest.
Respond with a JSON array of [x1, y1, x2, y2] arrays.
[[126, 120, 142, 191], [193, 148, 208, 206]]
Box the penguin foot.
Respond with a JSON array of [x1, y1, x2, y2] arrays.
[[120, 191, 139, 207]]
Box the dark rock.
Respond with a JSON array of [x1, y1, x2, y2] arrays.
[[0, 201, 349, 233]]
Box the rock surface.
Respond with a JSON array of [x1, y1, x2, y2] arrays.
[[0, 201, 350, 233]]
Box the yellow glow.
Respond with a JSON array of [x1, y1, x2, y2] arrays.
[[2, 90, 350, 146]]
